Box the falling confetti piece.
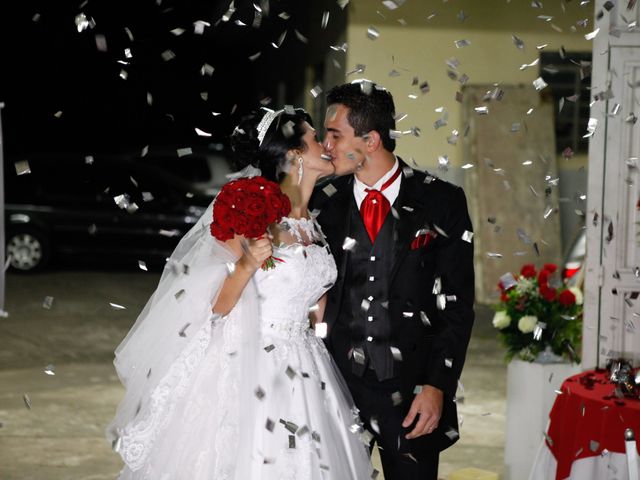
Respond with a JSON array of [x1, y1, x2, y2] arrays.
[[178, 323, 190, 337], [161, 50, 175, 61], [42, 296, 54, 309], [23, 394, 32, 409], [294, 29, 308, 43], [343, 237, 357, 251], [195, 127, 212, 137], [584, 27, 600, 40], [310, 85, 323, 98], [366, 26, 380, 40], [109, 302, 126, 310], [533, 77, 548, 91], [315, 322, 327, 338], [44, 364, 55, 375], [321, 11, 330, 29], [14, 160, 31, 176]]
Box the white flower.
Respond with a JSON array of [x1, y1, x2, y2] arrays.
[[515, 277, 537, 296], [518, 315, 538, 334], [492, 311, 512, 329], [569, 287, 583, 305]]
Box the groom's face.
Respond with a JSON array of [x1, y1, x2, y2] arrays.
[[323, 104, 367, 176]]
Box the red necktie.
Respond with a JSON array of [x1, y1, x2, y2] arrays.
[[360, 165, 402, 242]]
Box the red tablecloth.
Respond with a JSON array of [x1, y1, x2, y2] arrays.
[[546, 370, 640, 480]]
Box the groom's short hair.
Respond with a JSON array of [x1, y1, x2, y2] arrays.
[[326, 80, 396, 152]]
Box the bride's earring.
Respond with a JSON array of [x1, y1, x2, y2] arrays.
[[297, 156, 304, 185]]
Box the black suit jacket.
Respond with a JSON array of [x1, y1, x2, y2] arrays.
[[312, 161, 475, 452]]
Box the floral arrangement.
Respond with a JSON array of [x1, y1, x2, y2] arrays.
[[493, 263, 583, 363], [210, 176, 291, 269]]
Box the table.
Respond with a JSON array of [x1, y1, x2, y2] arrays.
[[530, 369, 640, 480]]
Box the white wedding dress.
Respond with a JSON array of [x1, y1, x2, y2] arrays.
[[113, 216, 373, 479]]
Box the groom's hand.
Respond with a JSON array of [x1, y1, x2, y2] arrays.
[[402, 385, 443, 439]]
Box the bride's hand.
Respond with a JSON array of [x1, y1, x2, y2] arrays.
[[238, 237, 272, 273]]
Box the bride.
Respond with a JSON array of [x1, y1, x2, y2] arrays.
[[107, 107, 374, 479]]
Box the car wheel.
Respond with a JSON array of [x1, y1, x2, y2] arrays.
[[6, 228, 50, 272]]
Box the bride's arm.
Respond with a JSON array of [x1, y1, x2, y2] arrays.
[[212, 236, 272, 316]]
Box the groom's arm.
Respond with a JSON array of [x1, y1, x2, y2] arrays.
[[424, 186, 475, 397]]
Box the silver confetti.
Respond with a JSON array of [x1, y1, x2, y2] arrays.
[[512, 34, 525, 49], [353, 348, 366, 365], [254, 386, 266, 400], [23, 394, 32, 410], [315, 322, 327, 338], [475, 106, 489, 115], [321, 11, 330, 29], [266, 418, 275, 432], [161, 49, 176, 61], [285, 366, 296, 379], [390, 347, 403, 361], [109, 302, 126, 310], [42, 296, 54, 309], [419, 311, 431, 327], [44, 364, 55, 376], [264, 344, 276, 353], [454, 39, 471, 48], [584, 27, 600, 40], [95, 34, 107, 52], [367, 26, 380, 40], [178, 323, 190, 337], [342, 237, 357, 251], [462, 230, 474, 243], [177, 147, 192, 157], [14, 160, 31, 176], [310, 85, 323, 98], [445, 428, 459, 440], [433, 277, 442, 295], [533, 77, 548, 91]]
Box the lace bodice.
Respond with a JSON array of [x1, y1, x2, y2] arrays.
[[254, 217, 337, 340]]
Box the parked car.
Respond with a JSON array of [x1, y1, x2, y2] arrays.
[[562, 227, 586, 288], [134, 145, 233, 197], [5, 154, 213, 272]]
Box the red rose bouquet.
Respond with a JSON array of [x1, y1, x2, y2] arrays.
[[210, 176, 291, 269], [493, 263, 583, 362]]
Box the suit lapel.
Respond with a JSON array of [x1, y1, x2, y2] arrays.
[[390, 164, 430, 283], [318, 176, 353, 288]]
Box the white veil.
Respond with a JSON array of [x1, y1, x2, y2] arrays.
[[106, 188, 261, 472]]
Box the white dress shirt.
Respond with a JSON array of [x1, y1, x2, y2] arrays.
[[353, 157, 402, 210]]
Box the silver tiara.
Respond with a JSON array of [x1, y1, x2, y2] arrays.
[[256, 108, 283, 146]]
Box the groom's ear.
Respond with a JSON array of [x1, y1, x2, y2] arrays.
[[363, 130, 382, 153]]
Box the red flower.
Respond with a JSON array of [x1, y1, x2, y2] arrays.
[[540, 284, 557, 302], [500, 291, 509, 302], [209, 176, 291, 242], [520, 264, 536, 279], [543, 263, 557, 274], [558, 289, 576, 306], [537, 269, 550, 286]]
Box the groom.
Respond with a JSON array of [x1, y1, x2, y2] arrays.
[[313, 80, 475, 479]]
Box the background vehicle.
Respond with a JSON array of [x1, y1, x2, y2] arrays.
[[135, 144, 233, 197], [5, 154, 214, 272], [562, 227, 586, 288]]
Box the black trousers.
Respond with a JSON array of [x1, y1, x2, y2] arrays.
[[345, 370, 440, 480]]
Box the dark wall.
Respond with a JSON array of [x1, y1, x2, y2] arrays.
[[0, 0, 347, 156]]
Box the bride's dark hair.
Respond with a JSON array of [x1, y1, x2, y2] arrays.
[[230, 108, 313, 182]]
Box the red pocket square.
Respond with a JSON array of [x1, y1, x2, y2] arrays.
[[410, 231, 436, 250]]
